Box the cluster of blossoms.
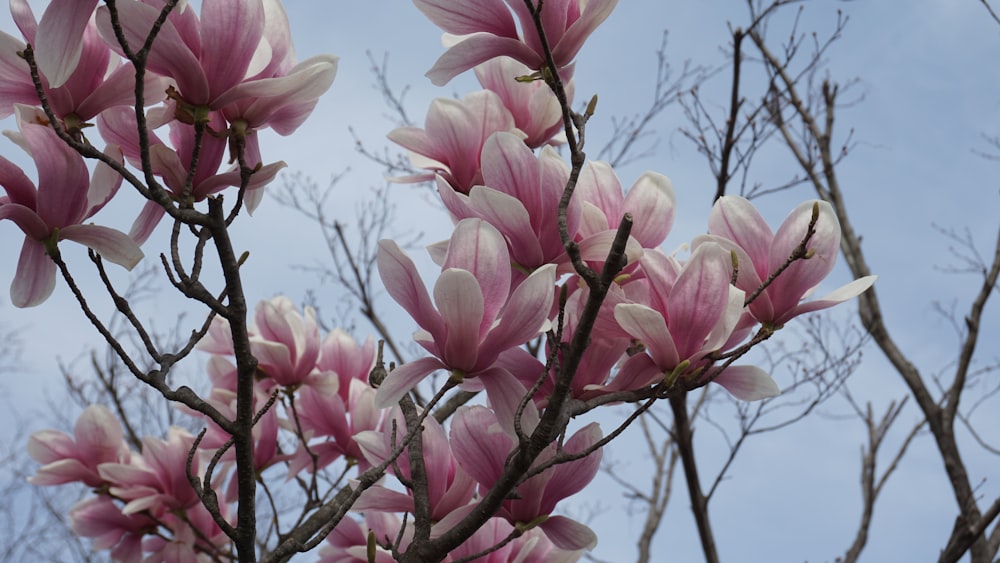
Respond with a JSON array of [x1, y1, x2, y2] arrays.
[[0, 0, 337, 305], [17, 0, 875, 561]]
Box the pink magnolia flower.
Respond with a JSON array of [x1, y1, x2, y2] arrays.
[[70, 496, 154, 563], [450, 405, 602, 551], [193, 296, 322, 388], [28, 404, 131, 487], [0, 1, 168, 128], [437, 131, 581, 275], [97, 104, 286, 243], [702, 195, 876, 326], [475, 56, 572, 147], [286, 377, 382, 475], [374, 218, 556, 408], [249, 296, 322, 388], [317, 328, 377, 404], [318, 512, 405, 563], [95, 0, 265, 108], [575, 160, 676, 250], [0, 105, 142, 307], [388, 90, 517, 193], [614, 242, 781, 401], [415, 0, 619, 86], [94, 0, 336, 133], [98, 427, 202, 517], [354, 409, 477, 521]]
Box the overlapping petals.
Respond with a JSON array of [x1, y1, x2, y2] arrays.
[[28, 404, 131, 487], [614, 242, 780, 401], [388, 90, 517, 193], [0, 105, 141, 307], [438, 131, 580, 274], [703, 195, 876, 326], [416, 0, 619, 86], [98, 427, 201, 517], [475, 56, 570, 147], [451, 405, 602, 550], [375, 218, 555, 407], [249, 296, 321, 387]]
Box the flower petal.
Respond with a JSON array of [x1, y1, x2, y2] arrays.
[[34, 0, 100, 87], [614, 303, 679, 369], [59, 224, 144, 270], [668, 242, 731, 360], [434, 268, 485, 370], [479, 264, 554, 358], [374, 356, 445, 409], [426, 33, 540, 86], [10, 238, 55, 307], [540, 515, 598, 551], [708, 195, 772, 280], [782, 275, 878, 323], [377, 239, 444, 340], [712, 365, 780, 401]]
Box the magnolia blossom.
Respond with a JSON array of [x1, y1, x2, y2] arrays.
[[98, 427, 202, 517], [389, 90, 517, 193], [614, 243, 781, 401], [0, 1, 168, 126], [475, 56, 571, 147], [450, 405, 602, 551], [575, 160, 676, 250], [249, 296, 322, 387], [438, 131, 580, 274], [701, 195, 877, 326], [415, 0, 619, 85], [70, 497, 153, 563], [375, 218, 555, 408], [354, 409, 477, 521], [28, 404, 131, 487], [0, 105, 142, 307], [286, 377, 382, 475]]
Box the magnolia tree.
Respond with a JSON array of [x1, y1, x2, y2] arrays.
[[3, 1, 884, 562]]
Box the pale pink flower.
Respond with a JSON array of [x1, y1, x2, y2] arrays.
[[475, 56, 571, 147], [450, 405, 602, 551], [249, 296, 322, 387], [415, 0, 619, 86], [388, 90, 517, 193], [96, 0, 265, 108], [374, 218, 555, 407], [437, 131, 581, 274], [703, 195, 876, 326], [95, 0, 336, 136], [354, 409, 476, 521], [575, 160, 676, 250], [614, 242, 781, 401], [98, 427, 202, 517], [194, 296, 323, 388], [97, 105, 286, 243], [285, 377, 382, 474], [317, 329, 377, 404], [318, 513, 405, 563], [0, 105, 142, 307], [0, 2, 168, 124], [28, 404, 131, 487], [70, 496, 153, 563]]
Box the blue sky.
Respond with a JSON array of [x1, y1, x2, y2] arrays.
[[2, 1, 999, 561]]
